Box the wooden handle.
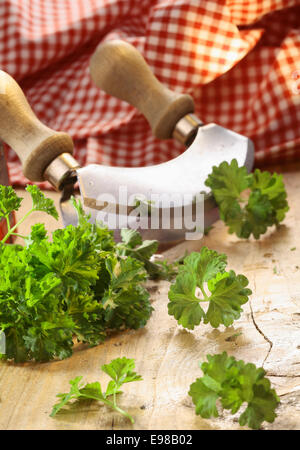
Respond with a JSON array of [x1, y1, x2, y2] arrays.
[[0, 70, 74, 181], [90, 40, 195, 140]]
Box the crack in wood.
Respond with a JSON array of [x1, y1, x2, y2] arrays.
[[249, 294, 273, 367], [267, 373, 300, 378], [277, 387, 300, 398]]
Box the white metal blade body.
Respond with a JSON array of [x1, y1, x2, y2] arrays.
[[72, 124, 254, 242]]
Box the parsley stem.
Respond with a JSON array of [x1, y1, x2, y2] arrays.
[[108, 396, 135, 424], [110, 384, 134, 423], [5, 215, 11, 234], [1, 208, 34, 243], [10, 233, 27, 239], [199, 284, 209, 302], [111, 404, 135, 424], [80, 393, 134, 424]]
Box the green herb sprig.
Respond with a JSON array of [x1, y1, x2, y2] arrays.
[[168, 247, 251, 330], [189, 352, 280, 429], [51, 357, 142, 423], [0, 186, 157, 362], [205, 159, 289, 239], [0, 185, 58, 243]]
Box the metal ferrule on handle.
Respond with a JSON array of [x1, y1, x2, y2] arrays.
[[172, 114, 203, 146], [44, 153, 80, 190]]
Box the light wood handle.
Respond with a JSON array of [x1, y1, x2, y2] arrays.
[[90, 40, 195, 139], [0, 70, 74, 181]]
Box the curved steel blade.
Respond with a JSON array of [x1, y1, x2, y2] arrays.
[[72, 124, 254, 242]]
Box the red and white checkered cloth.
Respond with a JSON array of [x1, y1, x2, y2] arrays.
[[1, 0, 299, 189]]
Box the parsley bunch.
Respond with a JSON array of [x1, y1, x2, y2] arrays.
[[168, 247, 251, 330], [51, 357, 142, 423], [0, 186, 156, 363], [189, 352, 280, 429], [205, 159, 289, 239]]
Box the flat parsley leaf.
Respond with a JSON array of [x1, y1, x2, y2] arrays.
[[189, 352, 280, 429], [50, 357, 142, 423], [168, 247, 251, 329], [101, 357, 142, 387], [167, 270, 204, 329], [205, 271, 251, 328], [205, 159, 289, 239]]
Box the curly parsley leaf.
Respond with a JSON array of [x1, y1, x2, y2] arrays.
[[26, 185, 58, 219], [0, 185, 58, 243], [0, 185, 154, 362], [205, 159, 250, 211], [101, 256, 153, 330], [116, 228, 183, 281], [189, 352, 280, 429], [25, 223, 48, 246], [205, 159, 289, 239], [117, 228, 172, 280], [0, 185, 22, 219], [50, 357, 142, 423], [168, 247, 251, 330], [251, 169, 289, 223], [120, 228, 143, 248]]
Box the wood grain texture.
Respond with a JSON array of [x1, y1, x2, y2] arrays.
[[0, 71, 73, 181], [90, 40, 194, 140], [0, 166, 300, 430]]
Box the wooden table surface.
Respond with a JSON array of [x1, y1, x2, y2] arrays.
[[0, 164, 300, 430]]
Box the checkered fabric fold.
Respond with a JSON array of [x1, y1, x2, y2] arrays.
[[0, 0, 299, 188]]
